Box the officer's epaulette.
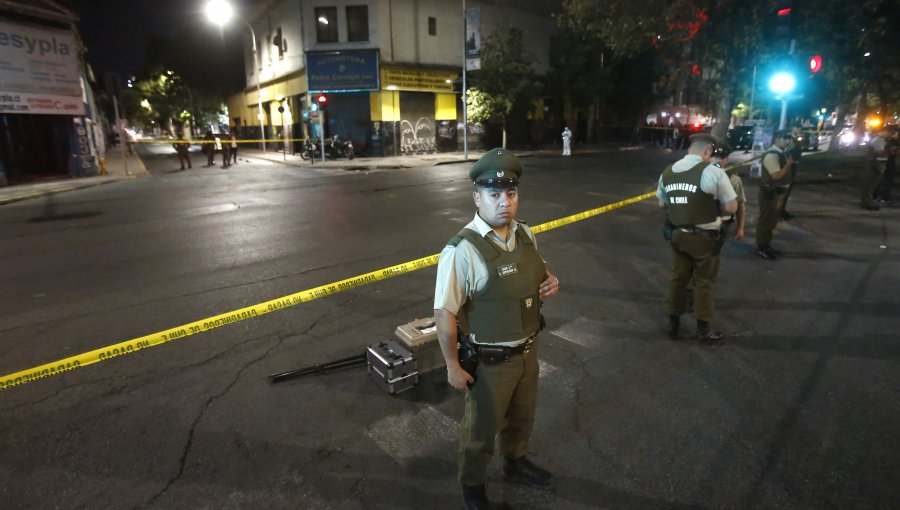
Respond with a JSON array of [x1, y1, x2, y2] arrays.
[[448, 235, 464, 247]]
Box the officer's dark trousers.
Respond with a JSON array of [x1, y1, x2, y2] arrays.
[[666, 230, 721, 322], [861, 161, 884, 207], [756, 188, 785, 247], [459, 342, 539, 486]]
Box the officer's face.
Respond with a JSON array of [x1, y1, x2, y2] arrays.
[[474, 186, 518, 228]]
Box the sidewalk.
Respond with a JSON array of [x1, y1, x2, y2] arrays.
[[0, 147, 148, 206], [234, 141, 637, 170]]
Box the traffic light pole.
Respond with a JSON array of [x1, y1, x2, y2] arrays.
[[462, 0, 468, 160]]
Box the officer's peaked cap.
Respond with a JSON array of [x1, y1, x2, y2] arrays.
[[469, 148, 522, 188]]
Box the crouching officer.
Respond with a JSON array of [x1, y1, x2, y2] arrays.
[[434, 148, 560, 510], [657, 134, 737, 341]]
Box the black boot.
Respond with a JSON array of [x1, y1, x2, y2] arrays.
[[695, 320, 724, 341], [462, 484, 490, 510], [503, 456, 553, 488], [666, 315, 680, 339]]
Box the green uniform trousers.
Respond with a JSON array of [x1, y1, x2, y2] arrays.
[[459, 342, 539, 486], [756, 187, 786, 247], [861, 161, 885, 208], [666, 230, 721, 322]]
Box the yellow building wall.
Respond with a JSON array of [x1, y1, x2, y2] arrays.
[[435, 93, 457, 121], [370, 91, 400, 122]]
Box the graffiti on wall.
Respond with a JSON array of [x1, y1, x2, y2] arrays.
[[399, 117, 436, 155]]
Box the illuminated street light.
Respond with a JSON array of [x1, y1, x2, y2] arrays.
[[768, 72, 796, 95], [768, 71, 796, 130], [205, 0, 266, 151]]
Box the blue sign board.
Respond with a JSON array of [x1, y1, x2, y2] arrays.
[[306, 49, 380, 92]]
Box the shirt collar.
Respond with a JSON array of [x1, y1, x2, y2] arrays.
[[473, 212, 518, 239]]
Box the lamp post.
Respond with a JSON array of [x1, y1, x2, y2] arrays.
[[769, 71, 796, 130], [205, 0, 266, 152]]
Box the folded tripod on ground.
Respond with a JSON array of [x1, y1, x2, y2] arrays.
[[267, 353, 367, 384]]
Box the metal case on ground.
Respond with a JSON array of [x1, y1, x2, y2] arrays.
[[394, 317, 445, 373], [366, 340, 418, 394]]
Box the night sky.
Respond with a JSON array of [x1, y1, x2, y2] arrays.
[[66, 0, 250, 92]]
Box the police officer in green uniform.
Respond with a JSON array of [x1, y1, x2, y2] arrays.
[[434, 148, 560, 510], [657, 134, 737, 340], [755, 129, 796, 260]]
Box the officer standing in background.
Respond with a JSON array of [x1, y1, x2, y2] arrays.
[[434, 148, 560, 510], [203, 131, 216, 166], [561, 125, 572, 156], [755, 129, 795, 260], [780, 125, 804, 220], [863, 128, 891, 210], [173, 141, 192, 170], [712, 142, 745, 240], [657, 134, 737, 341]]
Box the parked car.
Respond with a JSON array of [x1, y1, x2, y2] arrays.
[[726, 126, 754, 150]]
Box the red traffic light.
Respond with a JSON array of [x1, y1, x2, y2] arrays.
[[317, 94, 328, 104], [809, 54, 823, 73]]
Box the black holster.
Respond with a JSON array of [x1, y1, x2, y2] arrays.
[[457, 330, 478, 385]]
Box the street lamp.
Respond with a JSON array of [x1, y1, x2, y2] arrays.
[[205, 0, 266, 152], [768, 71, 796, 130]]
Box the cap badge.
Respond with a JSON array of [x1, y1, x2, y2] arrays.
[[496, 171, 505, 177]]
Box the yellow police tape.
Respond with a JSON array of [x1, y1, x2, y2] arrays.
[[0, 192, 656, 390]]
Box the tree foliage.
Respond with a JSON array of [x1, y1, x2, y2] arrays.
[[468, 26, 540, 146], [558, 0, 900, 134]]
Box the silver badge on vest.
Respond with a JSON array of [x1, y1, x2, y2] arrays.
[[497, 263, 519, 277]]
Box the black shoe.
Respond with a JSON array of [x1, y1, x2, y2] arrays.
[[462, 484, 490, 510], [780, 210, 794, 220], [756, 246, 776, 261], [768, 246, 782, 255], [666, 315, 680, 339], [695, 327, 725, 341], [503, 456, 553, 489], [863, 204, 880, 211]]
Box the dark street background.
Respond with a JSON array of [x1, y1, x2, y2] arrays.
[[0, 146, 898, 509]]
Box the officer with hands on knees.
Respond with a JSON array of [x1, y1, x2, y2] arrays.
[[657, 134, 737, 341], [434, 148, 560, 510]]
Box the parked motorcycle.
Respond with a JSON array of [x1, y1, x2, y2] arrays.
[[300, 136, 354, 160]]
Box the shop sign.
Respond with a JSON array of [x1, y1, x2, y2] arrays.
[[381, 67, 456, 92], [0, 19, 84, 115], [306, 49, 380, 92]]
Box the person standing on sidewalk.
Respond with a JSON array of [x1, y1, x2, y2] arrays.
[[755, 130, 795, 259], [229, 131, 239, 165], [434, 148, 560, 510], [657, 134, 737, 341], [561, 125, 572, 156], [780, 125, 804, 220]]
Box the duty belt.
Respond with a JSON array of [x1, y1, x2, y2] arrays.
[[676, 226, 717, 236], [473, 332, 538, 358]]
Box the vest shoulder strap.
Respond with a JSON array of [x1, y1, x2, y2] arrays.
[[456, 228, 502, 261]]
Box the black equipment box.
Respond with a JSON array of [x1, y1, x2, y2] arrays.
[[366, 340, 418, 394]]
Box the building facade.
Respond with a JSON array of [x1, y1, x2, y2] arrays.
[[226, 0, 558, 156], [0, 0, 102, 185]]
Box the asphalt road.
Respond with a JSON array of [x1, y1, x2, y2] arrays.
[[1, 144, 897, 509]]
